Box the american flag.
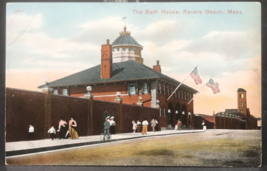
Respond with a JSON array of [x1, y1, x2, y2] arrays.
[[190, 68, 202, 85], [206, 79, 220, 94]]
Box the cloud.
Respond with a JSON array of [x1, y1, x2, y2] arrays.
[[134, 20, 186, 46], [71, 17, 129, 45], [7, 13, 43, 46], [180, 31, 260, 59]]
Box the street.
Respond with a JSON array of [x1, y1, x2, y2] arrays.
[[6, 130, 261, 167]]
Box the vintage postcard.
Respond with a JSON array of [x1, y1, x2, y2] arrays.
[[5, 2, 261, 167]]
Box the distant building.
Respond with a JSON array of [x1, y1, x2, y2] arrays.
[[38, 27, 198, 129], [215, 88, 258, 129]]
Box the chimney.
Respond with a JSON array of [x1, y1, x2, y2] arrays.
[[153, 60, 161, 73], [101, 39, 112, 79]]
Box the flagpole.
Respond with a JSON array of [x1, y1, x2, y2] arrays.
[[187, 75, 214, 105], [167, 65, 198, 101]]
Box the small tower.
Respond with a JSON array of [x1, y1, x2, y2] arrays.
[[237, 88, 247, 116], [112, 26, 144, 64]]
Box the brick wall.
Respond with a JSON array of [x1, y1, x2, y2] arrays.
[[6, 88, 46, 142], [6, 88, 160, 142]]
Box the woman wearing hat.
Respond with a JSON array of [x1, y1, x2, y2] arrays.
[[109, 116, 116, 134]]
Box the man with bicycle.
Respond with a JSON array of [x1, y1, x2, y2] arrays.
[[103, 116, 111, 141]]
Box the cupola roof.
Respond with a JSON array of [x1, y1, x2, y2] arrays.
[[112, 26, 143, 48]]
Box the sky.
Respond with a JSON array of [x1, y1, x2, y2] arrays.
[[6, 2, 261, 118]]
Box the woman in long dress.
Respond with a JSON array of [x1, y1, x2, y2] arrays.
[[57, 119, 68, 139], [69, 117, 79, 139], [109, 116, 116, 134], [142, 118, 148, 135]]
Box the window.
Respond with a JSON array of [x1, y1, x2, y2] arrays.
[[167, 87, 169, 96], [158, 84, 161, 94], [53, 90, 58, 95], [181, 91, 183, 99], [163, 85, 165, 95], [184, 92, 186, 100], [187, 93, 189, 101], [129, 84, 136, 95], [160, 108, 162, 117], [123, 48, 126, 51], [164, 108, 166, 117], [141, 83, 148, 94], [112, 48, 115, 52], [240, 94, 244, 98], [178, 91, 180, 99], [129, 48, 132, 51], [133, 48, 136, 51], [117, 48, 120, 51], [62, 89, 68, 96]]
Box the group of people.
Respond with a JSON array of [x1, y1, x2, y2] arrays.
[[132, 118, 158, 135], [103, 116, 116, 141], [28, 117, 79, 141]]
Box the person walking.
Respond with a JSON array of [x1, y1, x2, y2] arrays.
[[150, 118, 158, 132], [103, 116, 111, 141], [142, 118, 148, 135], [132, 120, 137, 133], [177, 119, 182, 131], [109, 116, 116, 134], [47, 126, 56, 140], [136, 120, 141, 132], [57, 119, 68, 139], [28, 125, 34, 140], [69, 117, 79, 139]]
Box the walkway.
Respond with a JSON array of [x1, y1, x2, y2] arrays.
[[6, 129, 204, 157]]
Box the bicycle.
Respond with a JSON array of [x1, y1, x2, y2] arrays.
[[100, 129, 112, 141]]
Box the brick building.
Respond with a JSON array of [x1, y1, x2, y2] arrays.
[[193, 88, 258, 130], [38, 27, 198, 129]]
